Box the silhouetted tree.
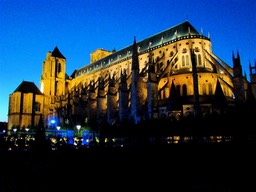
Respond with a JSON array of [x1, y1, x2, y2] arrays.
[[33, 114, 50, 152]]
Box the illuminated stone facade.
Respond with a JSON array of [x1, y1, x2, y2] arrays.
[[8, 21, 256, 131], [8, 81, 44, 130]]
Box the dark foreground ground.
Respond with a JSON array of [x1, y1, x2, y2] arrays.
[[0, 143, 255, 192]]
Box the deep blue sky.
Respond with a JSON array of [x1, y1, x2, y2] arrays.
[[0, 0, 255, 122]]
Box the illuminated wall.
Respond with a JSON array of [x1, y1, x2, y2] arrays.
[[60, 21, 237, 125], [8, 83, 44, 130]]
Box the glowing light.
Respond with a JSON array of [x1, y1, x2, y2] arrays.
[[76, 125, 81, 136], [76, 125, 81, 131], [51, 119, 56, 124]]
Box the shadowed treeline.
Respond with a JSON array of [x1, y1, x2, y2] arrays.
[[0, 104, 255, 191], [99, 102, 256, 146], [0, 142, 255, 192]]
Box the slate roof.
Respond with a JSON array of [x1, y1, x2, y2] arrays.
[[52, 46, 66, 59], [75, 20, 206, 77], [14, 81, 43, 95]]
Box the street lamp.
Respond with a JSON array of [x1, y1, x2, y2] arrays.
[[50, 119, 56, 129], [25, 128, 29, 137], [56, 126, 61, 138], [76, 125, 81, 137], [13, 128, 17, 134]]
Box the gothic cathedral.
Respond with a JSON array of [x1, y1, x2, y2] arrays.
[[8, 21, 256, 131]]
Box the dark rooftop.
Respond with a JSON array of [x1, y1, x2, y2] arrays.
[[14, 81, 43, 95], [52, 46, 66, 59], [75, 20, 206, 77]]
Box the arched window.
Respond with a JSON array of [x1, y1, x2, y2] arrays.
[[202, 83, 206, 95], [209, 83, 213, 95], [182, 84, 187, 96], [186, 55, 189, 66], [182, 55, 185, 66], [176, 85, 181, 96], [58, 63, 62, 73]]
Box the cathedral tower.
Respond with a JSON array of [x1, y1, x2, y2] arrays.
[[40, 46, 67, 124]]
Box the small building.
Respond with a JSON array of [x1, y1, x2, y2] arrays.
[[8, 81, 44, 131]]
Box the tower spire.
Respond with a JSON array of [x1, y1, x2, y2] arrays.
[[132, 36, 139, 70]]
